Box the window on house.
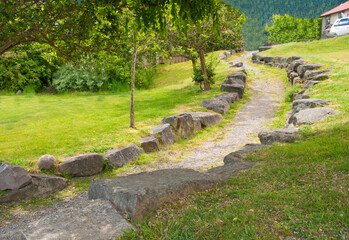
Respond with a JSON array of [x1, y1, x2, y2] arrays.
[[339, 12, 345, 19], [326, 16, 331, 25]]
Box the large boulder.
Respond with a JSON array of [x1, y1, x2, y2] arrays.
[[202, 99, 230, 114], [215, 92, 239, 104], [88, 169, 221, 221], [0, 174, 68, 203], [139, 137, 159, 153], [173, 113, 195, 137], [58, 153, 103, 177], [0, 163, 32, 191], [287, 60, 305, 72], [258, 129, 301, 145], [150, 124, 178, 146], [3, 200, 132, 240], [290, 108, 339, 125], [304, 69, 331, 81], [38, 155, 57, 170], [223, 78, 245, 87], [292, 98, 331, 114], [104, 145, 143, 168], [297, 64, 322, 78], [223, 144, 270, 165], [188, 112, 223, 128], [220, 83, 245, 98]]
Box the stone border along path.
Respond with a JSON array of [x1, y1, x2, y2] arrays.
[[0, 51, 288, 240]]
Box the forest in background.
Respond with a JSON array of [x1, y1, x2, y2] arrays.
[[224, 0, 346, 50]]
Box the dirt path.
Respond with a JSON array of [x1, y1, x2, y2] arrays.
[[0, 52, 285, 236]]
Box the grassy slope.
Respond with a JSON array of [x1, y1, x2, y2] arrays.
[[0, 52, 236, 170], [121, 37, 349, 239]]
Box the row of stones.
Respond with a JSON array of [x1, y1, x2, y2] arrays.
[[201, 64, 247, 114], [252, 53, 339, 145]]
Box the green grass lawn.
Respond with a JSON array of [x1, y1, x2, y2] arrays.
[[0, 51, 240, 170], [121, 36, 349, 239]]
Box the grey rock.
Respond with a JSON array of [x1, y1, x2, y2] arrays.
[[287, 60, 305, 72], [309, 74, 330, 81], [104, 145, 143, 168], [59, 153, 103, 177], [223, 78, 245, 87], [287, 56, 302, 64], [174, 113, 195, 137], [256, 55, 265, 62], [220, 83, 245, 98], [16, 90, 22, 95], [289, 72, 299, 81], [264, 57, 274, 63], [161, 114, 181, 127], [188, 112, 223, 128], [292, 98, 331, 114], [226, 72, 247, 84], [258, 129, 301, 145], [293, 77, 302, 85], [233, 67, 247, 75], [202, 99, 230, 114], [150, 124, 178, 146], [290, 108, 339, 125], [223, 144, 270, 165], [13, 199, 132, 240], [251, 53, 258, 61], [297, 64, 322, 78], [0, 174, 68, 203], [215, 92, 239, 104], [139, 137, 159, 153], [231, 62, 243, 68], [0, 163, 32, 191], [193, 118, 202, 132], [88, 169, 221, 221], [38, 155, 57, 170], [293, 93, 310, 101], [304, 69, 331, 80], [258, 46, 272, 52], [302, 80, 320, 89]]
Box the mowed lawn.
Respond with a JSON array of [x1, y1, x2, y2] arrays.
[[0, 52, 235, 169]]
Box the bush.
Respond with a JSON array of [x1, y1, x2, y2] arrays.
[[192, 55, 218, 90], [52, 57, 108, 92], [0, 45, 57, 92], [136, 66, 157, 89]]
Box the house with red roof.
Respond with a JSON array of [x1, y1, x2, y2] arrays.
[[321, 1, 349, 31]]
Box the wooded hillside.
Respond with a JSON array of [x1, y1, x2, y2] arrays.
[[224, 0, 345, 50]]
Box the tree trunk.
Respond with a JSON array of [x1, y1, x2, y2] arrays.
[[130, 43, 138, 128], [198, 48, 210, 91], [191, 58, 196, 69]]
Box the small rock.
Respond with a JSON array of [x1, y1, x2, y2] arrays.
[[297, 64, 322, 78], [293, 93, 310, 101], [215, 92, 239, 104], [139, 137, 160, 153], [38, 155, 57, 170], [0, 163, 32, 191], [150, 124, 178, 146], [59, 153, 103, 177], [202, 99, 230, 114], [258, 129, 301, 145], [187, 112, 223, 128], [302, 80, 320, 89], [105, 145, 143, 168], [0, 174, 68, 203], [293, 77, 302, 85], [220, 83, 245, 98], [174, 113, 195, 137], [292, 98, 331, 114], [16, 90, 22, 95], [290, 108, 339, 125]]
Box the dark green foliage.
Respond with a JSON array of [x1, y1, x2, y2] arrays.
[[0, 45, 57, 92], [224, 0, 345, 50], [266, 15, 322, 43], [192, 56, 218, 90]]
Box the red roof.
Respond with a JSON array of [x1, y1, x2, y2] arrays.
[[321, 1, 349, 17]]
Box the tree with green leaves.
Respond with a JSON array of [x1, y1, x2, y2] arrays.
[[266, 14, 321, 43]]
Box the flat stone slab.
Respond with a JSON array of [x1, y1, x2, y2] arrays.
[[258, 129, 301, 145], [215, 93, 239, 104], [223, 144, 270, 165], [0, 174, 68, 204], [297, 64, 322, 77], [292, 98, 331, 114], [291, 107, 339, 125], [220, 83, 245, 98], [188, 112, 223, 128], [223, 78, 245, 87], [139, 137, 159, 153], [88, 169, 221, 221], [104, 145, 143, 168], [0, 163, 32, 191], [59, 153, 103, 177], [226, 72, 247, 84], [150, 124, 178, 146], [1, 199, 132, 240], [202, 99, 230, 114]]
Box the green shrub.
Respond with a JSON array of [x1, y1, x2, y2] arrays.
[[136, 66, 157, 89], [192, 55, 218, 90], [52, 57, 108, 92], [0, 45, 57, 92]]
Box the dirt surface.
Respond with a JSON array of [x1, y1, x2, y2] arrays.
[[0, 52, 286, 237]]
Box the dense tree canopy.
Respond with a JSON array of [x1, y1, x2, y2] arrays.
[[0, 0, 220, 56]]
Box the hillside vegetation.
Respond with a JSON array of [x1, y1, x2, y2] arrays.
[[122, 36, 349, 239], [224, 0, 345, 50]]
